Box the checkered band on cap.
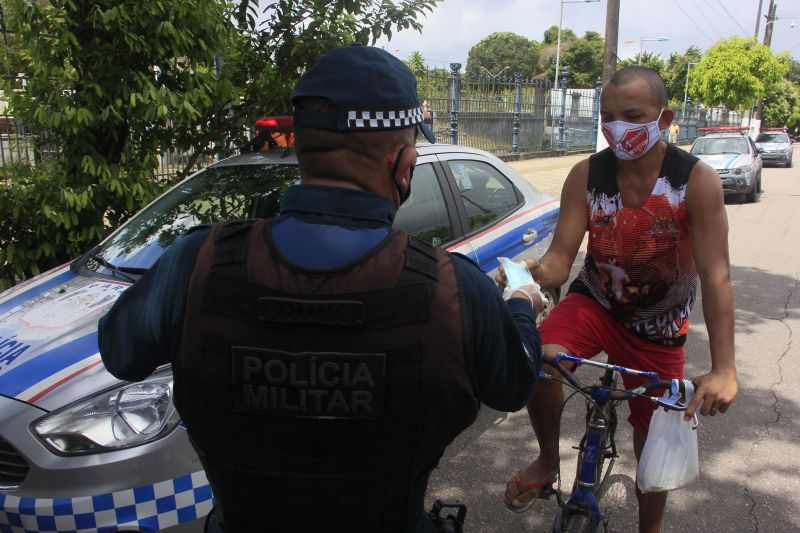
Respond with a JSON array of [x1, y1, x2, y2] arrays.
[[347, 107, 425, 130]]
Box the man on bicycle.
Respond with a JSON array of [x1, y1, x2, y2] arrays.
[[99, 43, 545, 533], [502, 67, 738, 533]]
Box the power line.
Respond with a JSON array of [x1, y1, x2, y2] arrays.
[[714, 0, 750, 35], [670, 0, 715, 45], [686, 0, 727, 40]]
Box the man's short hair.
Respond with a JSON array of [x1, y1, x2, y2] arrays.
[[607, 66, 669, 108]]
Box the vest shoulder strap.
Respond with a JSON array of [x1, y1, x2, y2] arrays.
[[211, 219, 259, 277]]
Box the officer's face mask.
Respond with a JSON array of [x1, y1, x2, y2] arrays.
[[602, 109, 665, 161], [391, 146, 415, 206]]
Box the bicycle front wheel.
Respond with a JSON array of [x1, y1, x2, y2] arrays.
[[553, 507, 597, 533]]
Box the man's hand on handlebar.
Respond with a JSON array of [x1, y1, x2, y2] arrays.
[[685, 367, 737, 421]]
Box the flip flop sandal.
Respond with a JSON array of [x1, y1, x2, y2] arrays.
[[504, 470, 556, 513]]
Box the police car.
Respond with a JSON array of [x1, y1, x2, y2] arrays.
[[755, 127, 794, 168], [0, 122, 559, 532], [690, 126, 763, 203]]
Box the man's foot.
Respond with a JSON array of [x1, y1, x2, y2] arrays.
[[504, 460, 558, 513]]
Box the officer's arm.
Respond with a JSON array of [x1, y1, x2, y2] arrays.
[[98, 227, 210, 381], [451, 255, 540, 412]]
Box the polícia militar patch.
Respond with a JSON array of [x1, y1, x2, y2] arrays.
[[231, 347, 386, 419]]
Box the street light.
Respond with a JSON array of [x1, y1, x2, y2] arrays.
[[624, 37, 670, 65], [682, 62, 698, 119], [553, 0, 600, 88], [764, 18, 796, 28]]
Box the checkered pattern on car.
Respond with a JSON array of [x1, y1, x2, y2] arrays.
[[347, 107, 425, 129], [0, 471, 213, 532]]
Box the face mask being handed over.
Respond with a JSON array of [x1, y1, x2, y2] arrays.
[[602, 110, 664, 161]]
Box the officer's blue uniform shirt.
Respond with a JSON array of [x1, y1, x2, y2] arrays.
[[99, 184, 540, 412]]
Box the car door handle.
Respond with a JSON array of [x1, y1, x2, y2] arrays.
[[522, 228, 538, 245]]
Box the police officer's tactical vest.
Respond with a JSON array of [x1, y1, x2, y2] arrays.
[[174, 219, 480, 533]]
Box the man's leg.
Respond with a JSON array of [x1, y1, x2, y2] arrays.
[[633, 428, 668, 533], [504, 343, 572, 509]]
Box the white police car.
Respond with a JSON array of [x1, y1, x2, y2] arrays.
[[755, 128, 794, 168], [690, 126, 763, 203], [0, 130, 559, 532]]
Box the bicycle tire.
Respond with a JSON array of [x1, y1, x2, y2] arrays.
[[554, 507, 595, 533]]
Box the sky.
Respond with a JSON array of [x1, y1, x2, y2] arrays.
[[375, 0, 800, 69]]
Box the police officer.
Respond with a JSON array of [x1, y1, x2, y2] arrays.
[[99, 43, 544, 533]]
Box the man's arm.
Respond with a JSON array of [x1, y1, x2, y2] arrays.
[[98, 228, 210, 381], [451, 255, 541, 412], [684, 161, 738, 419], [501, 159, 589, 289]]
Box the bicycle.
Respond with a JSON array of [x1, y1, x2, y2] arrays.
[[533, 352, 693, 533]]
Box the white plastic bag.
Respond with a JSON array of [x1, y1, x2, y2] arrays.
[[636, 380, 699, 493]]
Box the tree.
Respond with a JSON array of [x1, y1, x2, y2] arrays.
[[543, 25, 577, 45], [762, 78, 800, 128], [661, 46, 703, 105], [0, 0, 438, 285], [617, 52, 666, 74], [560, 36, 603, 87], [465, 32, 541, 79], [689, 36, 785, 112]]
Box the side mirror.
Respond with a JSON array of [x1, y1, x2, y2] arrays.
[[756, 147, 764, 153]]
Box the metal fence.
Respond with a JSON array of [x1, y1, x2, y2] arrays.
[[0, 73, 746, 179], [416, 65, 742, 157]]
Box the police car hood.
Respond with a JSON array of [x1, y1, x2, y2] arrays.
[[755, 141, 790, 151], [0, 265, 130, 411], [695, 153, 753, 170]]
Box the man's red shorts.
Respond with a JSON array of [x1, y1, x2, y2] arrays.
[[538, 292, 685, 432]]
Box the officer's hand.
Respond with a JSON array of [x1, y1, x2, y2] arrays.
[[503, 285, 545, 313]]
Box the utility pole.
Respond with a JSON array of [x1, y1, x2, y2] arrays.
[[754, 0, 764, 38], [763, 0, 777, 46], [752, 0, 776, 134], [601, 0, 620, 85]]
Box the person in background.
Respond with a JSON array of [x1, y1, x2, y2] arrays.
[[668, 120, 680, 144]]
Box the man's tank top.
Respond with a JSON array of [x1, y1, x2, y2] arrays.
[[569, 145, 700, 346]]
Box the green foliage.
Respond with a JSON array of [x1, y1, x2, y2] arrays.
[[690, 36, 785, 112], [762, 78, 800, 128], [466, 32, 542, 79], [1, 0, 438, 286], [0, 162, 91, 286], [561, 37, 603, 87], [543, 25, 576, 46], [617, 52, 666, 74], [661, 46, 703, 105]]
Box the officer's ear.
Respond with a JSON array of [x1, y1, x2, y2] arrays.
[[391, 145, 417, 192]]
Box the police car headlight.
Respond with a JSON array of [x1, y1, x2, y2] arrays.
[[733, 166, 750, 175], [32, 368, 180, 455]]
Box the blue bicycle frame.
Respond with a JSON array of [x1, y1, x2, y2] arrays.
[[547, 353, 686, 533]]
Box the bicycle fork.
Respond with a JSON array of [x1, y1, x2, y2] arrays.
[[553, 392, 618, 532]]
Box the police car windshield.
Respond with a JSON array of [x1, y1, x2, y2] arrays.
[[691, 137, 748, 155], [93, 164, 300, 270], [755, 133, 788, 143]]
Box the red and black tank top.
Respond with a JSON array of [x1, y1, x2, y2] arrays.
[[569, 145, 700, 346]]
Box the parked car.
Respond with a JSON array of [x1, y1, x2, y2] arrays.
[[755, 128, 794, 168], [690, 127, 763, 203], [0, 137, 559, 533]]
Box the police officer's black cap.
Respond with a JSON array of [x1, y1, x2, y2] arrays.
[[291, 43, 436, 143]]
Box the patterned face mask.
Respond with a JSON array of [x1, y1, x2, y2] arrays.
[[602, 110, 664, 161]]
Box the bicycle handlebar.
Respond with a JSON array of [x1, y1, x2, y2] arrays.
[[543, 352, 690, 412]]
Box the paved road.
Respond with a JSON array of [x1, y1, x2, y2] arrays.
[[426, 148, 800, 532]]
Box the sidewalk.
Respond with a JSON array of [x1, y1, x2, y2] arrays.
[[507, 154, 588, 198]]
